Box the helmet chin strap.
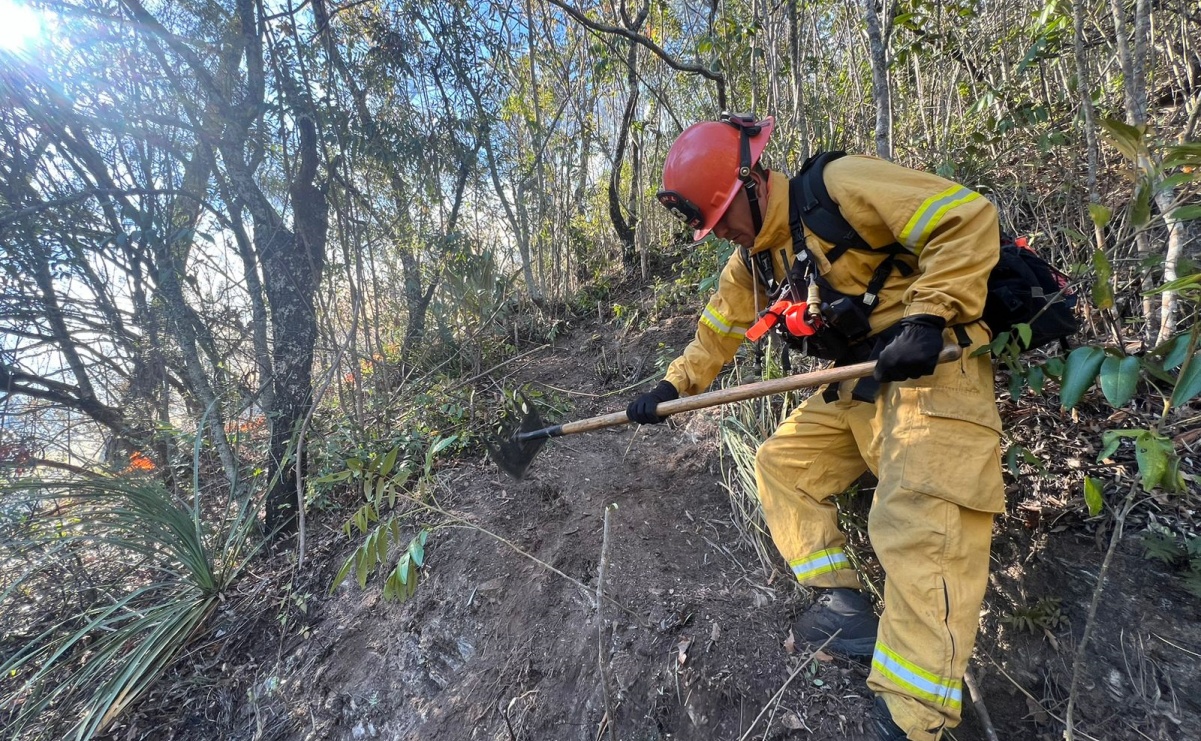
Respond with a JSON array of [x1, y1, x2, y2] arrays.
[[741, 170, 764, 236], [728, 113, 764, 237]]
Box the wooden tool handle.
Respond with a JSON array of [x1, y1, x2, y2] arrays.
[[554, 344, 963, 437]]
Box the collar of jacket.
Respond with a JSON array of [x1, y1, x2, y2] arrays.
[[746, 169, 792, 257]]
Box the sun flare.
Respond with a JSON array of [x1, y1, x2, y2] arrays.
[[0, 0, 44, 53]]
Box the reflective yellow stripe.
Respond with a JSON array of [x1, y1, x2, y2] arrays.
[[699, 303, 750, 339], [872, 642, 963, 709], [898, 186, 981, 253], [789, 548, 851, 582]]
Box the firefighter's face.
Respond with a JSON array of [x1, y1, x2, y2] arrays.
[[712, 173, 767, 250]]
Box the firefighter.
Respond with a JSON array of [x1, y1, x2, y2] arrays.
[[629, 114, 1004, 741]]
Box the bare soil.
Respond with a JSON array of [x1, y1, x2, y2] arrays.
[[114, 310, 1201, 741]]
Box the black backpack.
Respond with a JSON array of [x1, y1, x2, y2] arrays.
[[785, 152, 1078, 353], [982, 235, 1079, 351]]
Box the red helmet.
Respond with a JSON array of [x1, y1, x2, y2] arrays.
[[658, 114, 775, 241]]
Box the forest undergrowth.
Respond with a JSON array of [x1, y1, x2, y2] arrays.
[[2, 1, 1200, 738], [4, 221, 1199, 740]]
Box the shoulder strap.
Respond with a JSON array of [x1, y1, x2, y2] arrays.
[[790, 151, 873, 262]]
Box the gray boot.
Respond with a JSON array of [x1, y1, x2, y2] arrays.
[[793, 588, 878, 657]]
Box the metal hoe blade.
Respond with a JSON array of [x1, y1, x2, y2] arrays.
[[485, 391, 549, 480]]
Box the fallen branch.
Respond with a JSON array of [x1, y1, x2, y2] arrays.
[[597, 504, 618, 741], [963, 668, 1000, 741]]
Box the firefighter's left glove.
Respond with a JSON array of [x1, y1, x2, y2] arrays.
[[627, 380, 679, 425], [874, 314, 947, 382]]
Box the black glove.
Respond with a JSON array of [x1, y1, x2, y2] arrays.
[[627, 380, 679, 424], [874, 314, 947, 382]]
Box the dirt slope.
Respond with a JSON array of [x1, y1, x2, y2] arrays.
[[229, 314, 1200, 741]]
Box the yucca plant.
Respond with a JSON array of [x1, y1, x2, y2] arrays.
[[0, 475, 265, 739]]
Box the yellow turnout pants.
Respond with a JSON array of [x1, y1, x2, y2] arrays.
[[755, 323, 1003, 739]]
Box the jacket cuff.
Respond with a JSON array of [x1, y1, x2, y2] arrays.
[[661, 373, 687, 397]]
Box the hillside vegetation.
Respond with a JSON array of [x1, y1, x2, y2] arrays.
[[1, 1, 1199, 739]]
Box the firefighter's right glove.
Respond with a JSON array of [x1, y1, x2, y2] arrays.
[[627, 380, 679, 425], [874, 314, 947, 382]]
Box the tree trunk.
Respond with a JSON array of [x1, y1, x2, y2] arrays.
[[863, 0, 893, 160], [609, 39, 640, 268], [262, 116, 328, 535]]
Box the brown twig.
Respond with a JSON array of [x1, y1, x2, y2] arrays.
[[963, 668, 1000, 741], [542, 0, 727, 109], [450, 343, 552, 390], [596, 504, 618, 741]]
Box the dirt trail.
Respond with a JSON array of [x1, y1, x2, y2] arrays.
[[258, 315, 1201, 741]]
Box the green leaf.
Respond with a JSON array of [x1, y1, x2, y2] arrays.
[[1088, 203, 1112, 229], [356, 546, 371, 589], [989, 331, 1012, 357], [1091, 249, 1114, 310], [1084, 477, 1104, 517], [330, 553, 355, 594], [1131, 181, 1152, 227], [1170, 352, 1201, 409], [1166, 454, 1185, 493], [379, 446, 399, 478], [1099, 355, 1141, 407], [1163, 142, 1201, 167], [1028, 365, 1046, 395], [1157, 333, 1192, 370], [375, 523, 391, 564], [1146, 273, 1201, 295], [1101, 117, 1146, 160], [1141, 528, 1183, 564], [1170, 204, 1201, 221], [312, 470, 353, 485], [1060, 346, 1106, 409], [1135, 432, 1170, 491], [1159, 173, 1196, 192], [1043, 357, 1065, 379], [374, 475, 388, 507], [409, 535, 426, 568], [1097, 429, 1140, 462], [1016, 323, 1033, 349], [1008, 371, 1026, 399], [430, 435, 458, 458]]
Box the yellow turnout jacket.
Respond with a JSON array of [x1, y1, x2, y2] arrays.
[[664, 156, 1001, 396]]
